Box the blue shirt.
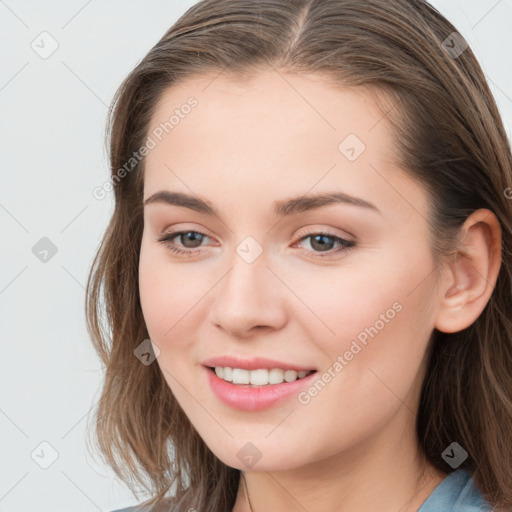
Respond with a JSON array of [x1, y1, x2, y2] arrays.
[[111, 468, 492, 512], [418, 468, 492, 511]]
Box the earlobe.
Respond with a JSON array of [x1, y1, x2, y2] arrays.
[[434, 209, 502, 334]]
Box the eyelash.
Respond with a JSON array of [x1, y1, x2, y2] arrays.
[[157, 228, 356, 259]]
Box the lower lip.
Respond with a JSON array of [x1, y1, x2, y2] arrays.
[[204, 366, 317, 411]]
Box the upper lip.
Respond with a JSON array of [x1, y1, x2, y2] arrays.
[[202, 355, 316, 372]]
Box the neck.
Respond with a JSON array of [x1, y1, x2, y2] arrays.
[[232, 406, 447, 512]]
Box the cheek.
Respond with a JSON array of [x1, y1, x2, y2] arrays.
[[138, 243, 205, 405], [279, 250, 426, 344], [138, 243, 170, 338], [297, 251, 435, 414], [284, 244, 435, 386], [139, 238, 190, 332]]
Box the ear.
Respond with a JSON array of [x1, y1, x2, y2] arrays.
[[434, 208, 502, 334]]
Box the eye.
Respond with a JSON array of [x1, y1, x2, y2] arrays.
[[157, 229, 356, 259], [294, 229, 356, 259], [157, 230, 211, 255]]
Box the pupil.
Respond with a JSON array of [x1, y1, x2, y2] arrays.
[[182, 232, 203, 247], [311, 234, 333, 252]]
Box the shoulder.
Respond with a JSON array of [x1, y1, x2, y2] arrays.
[[418, 468, 494, 512]]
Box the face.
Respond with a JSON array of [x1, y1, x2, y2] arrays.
[[138, 68, 442, 471]]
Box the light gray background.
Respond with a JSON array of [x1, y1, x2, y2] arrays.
[[1, 1, 511, 511]]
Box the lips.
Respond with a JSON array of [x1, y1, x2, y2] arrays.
[[201, 355, 316, 372], [204, 364, 318, 411]]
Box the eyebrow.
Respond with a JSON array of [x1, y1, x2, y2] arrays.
[[143, 190, 381, 216]]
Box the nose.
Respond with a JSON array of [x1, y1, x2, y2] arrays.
[[208, 249, 288, 339]]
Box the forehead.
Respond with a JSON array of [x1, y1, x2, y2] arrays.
[[146, 68, 388, 158], [142, 68, 424, 220]]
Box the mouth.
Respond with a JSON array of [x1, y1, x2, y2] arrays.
[[206, 366, 317, 387], [204, 364, 319, 411]]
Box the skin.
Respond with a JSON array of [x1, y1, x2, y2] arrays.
[[137, 68, 502, 512]]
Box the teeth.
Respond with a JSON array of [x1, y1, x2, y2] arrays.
[[232, 368, 250, 384], [249, 368, 268, 386], [268, 368, 284, 384], [213, 367, 313, 386]]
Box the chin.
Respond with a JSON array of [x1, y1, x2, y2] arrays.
[[199, 434, 314, 473]]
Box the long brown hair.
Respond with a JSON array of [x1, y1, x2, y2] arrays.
[[85, 1, 512, 510]]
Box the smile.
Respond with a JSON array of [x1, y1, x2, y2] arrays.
[[203, 365, 318, 411], [212, 366, 314, 386]]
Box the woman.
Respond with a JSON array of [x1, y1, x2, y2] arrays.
[[86, 0, 512, 510]]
